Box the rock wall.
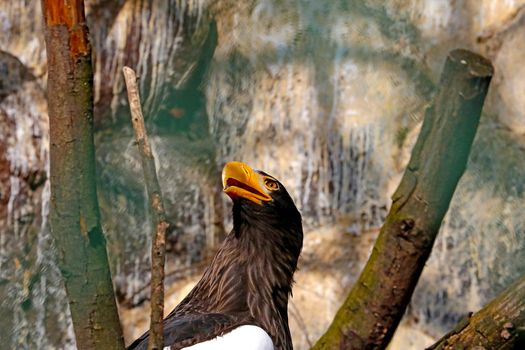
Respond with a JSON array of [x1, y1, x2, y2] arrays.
[[0, 4, 74, 347], [1, 0, 525, 349], [206, 0, 525, 348]]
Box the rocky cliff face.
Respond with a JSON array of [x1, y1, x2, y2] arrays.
[[1, 1, 524, 349], [206, 1, 525, 347]]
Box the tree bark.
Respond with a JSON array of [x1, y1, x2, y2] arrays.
[[123, 67, 170, 350], [312, 49, 493, 350], [41, 1, 125, 349], [428, 274, 525, 350]]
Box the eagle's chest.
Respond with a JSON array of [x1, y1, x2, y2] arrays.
[[175, 325, 274, 350]]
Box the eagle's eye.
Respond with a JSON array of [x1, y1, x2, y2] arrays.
[[264, 178, 279, 191]]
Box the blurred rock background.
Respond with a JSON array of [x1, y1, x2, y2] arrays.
[[1, 1, 524, 349]]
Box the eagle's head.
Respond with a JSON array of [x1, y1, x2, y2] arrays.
[[222, 161, 302, 245]]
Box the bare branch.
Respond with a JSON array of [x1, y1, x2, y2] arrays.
[[123, 66, 170, 350]]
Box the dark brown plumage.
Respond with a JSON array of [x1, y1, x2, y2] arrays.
[[128, 161, 303, 350]]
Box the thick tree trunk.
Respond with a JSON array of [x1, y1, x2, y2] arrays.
[[41, 1, 125, 349], [428, 274, 525, 350], [312, 49, 493, 350]]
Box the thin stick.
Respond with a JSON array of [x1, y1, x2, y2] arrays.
[[123, 66, 169, 350]]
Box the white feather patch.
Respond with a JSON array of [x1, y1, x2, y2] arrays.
[[164, 325, 274, 350]]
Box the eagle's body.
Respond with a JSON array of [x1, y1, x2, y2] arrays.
[[129, 162, 303, 350]]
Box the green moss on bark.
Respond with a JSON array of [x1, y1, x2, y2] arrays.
[[312, 50, 493, 350], [42, 1, 125, 349]]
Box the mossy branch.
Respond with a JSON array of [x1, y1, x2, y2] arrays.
[[312, 49, 493, 350], [41, 0, 125, 348], [428, 274, 525, 350], [123, 66, 170, 350]]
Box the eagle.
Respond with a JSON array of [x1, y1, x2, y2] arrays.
[[128, 161, 303, 350]]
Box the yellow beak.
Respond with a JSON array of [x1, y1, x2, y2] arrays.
[[222, 162, 272, 205]]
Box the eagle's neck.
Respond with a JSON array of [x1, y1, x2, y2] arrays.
[[179, 202, 302, 350], [233, 202, 302, 349]]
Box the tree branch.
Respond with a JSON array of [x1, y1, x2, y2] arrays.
[[122, 66, 170, 350], [428, 274, 525, 349], [41, 0, 125, 348], [312, 49, 493, 350]]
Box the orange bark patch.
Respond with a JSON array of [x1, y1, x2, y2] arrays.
[[69, 25, 90, 57], [43, 0, 84, 27], [80, 214, 87, 235], [43, 0, 90, 57]]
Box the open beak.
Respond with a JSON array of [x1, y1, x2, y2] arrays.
[[222, 161, 272, 204]]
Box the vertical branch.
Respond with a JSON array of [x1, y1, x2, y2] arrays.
[[312, 49, 493, 350], [41, 0, 125, 349], [123, 66, 169, 350]]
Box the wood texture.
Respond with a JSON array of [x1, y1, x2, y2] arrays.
[[41, 0, 125, 349], [428, 274, 525, 350], [123, 66, 170, 350]]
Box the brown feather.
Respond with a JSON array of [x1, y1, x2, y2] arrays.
[[128, 170, 303, 350]]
